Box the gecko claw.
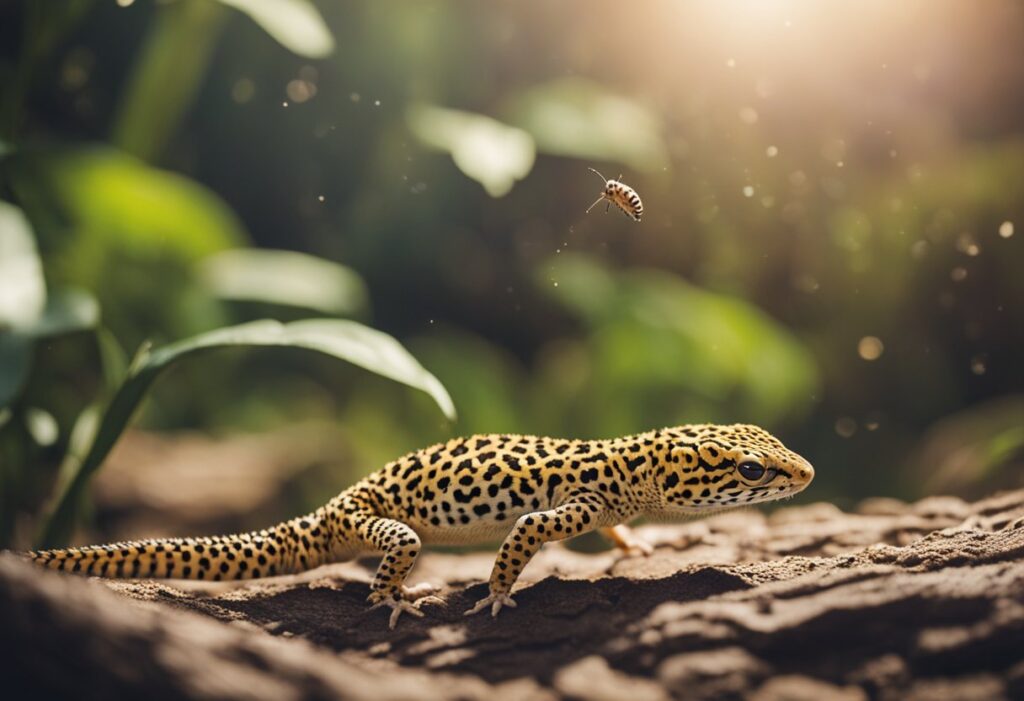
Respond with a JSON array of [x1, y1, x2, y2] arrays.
[[465, 592, 517, 618], [368, 590, 443, 629]]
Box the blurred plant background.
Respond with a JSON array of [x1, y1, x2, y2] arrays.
[[1, 0, 1022, 549]]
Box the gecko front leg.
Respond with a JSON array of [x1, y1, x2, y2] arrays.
[[466, 492, 616, 618]]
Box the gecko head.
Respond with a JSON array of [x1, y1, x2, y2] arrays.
[[657, 424, 814, 511]]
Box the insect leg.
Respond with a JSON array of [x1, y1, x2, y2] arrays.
[[585, 195, 606, 213]]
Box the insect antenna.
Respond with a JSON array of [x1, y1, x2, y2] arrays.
[[587, 167, 608, 183], [585, 194, 607, 213]]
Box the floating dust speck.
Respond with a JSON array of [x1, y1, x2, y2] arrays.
[[970, 355, 987, 375], [116, 0, 135, 6], [282, 101, 289, 108], [950, 266, 968, 282], [286, 79, 317, 103], [858, 336, 884, 361], [374, 99, 381, 107], [317, 195, 325, 203], [956, 232, 980, 257], [999, 221, 1014, 239], [835, 417, 857, 438], [726, 58, 736, 68], [766, 145, 779, 158], [739, 107, 759, 125], [910, 240, 929, 259], [350, 92, 361, 103], [743, 186, 755, 197]]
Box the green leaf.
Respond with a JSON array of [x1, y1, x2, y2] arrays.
[[112, 0, 228, 160], [0, 202, 101, 408], [408, 103, 536, 197], [38, 318, 455, 547], [507, 79, 668, 172], [25, 288, 100, 338], [95, 327, 128, 394], [31, 147, 246, 260], [539, 254, 817, 426], [218, 0, 335, 58], [0, 200, 43, 407], [0, 201, 45, 328], [199, 248, 369, 316]]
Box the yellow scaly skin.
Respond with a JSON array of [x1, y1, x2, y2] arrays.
[[28, 424, 814, 628]]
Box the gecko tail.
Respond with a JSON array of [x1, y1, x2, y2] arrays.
[[27, 511, 331, 581]]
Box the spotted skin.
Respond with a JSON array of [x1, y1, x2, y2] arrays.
[[28, 424, 813, 627]]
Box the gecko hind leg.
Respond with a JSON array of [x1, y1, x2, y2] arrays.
[[601, 524, 654, 557], [355, 513, 443, 628]]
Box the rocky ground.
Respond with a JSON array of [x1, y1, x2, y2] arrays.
[[2, 489, 1023, 701]]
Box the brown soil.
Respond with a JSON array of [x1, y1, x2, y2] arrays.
[[3, 491, 1023, 700]]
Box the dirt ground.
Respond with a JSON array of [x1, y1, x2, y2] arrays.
[[2, 490, 1023, 700]]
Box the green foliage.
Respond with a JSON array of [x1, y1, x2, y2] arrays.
[[217, 0, 334, 58], [0, 201, 99, 408], [10, 147, 245, 346], [112, 0, 229, 160], [507, 79, 668, 172], [536, 254, 818, 434], [113, 0, 334, 159], [199, 248, 369, 317], [408, 104, 536, 197]]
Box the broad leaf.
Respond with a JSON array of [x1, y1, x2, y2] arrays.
[[0, 202, 101, 408], [218, 0, 334, 58], [0, 201, 45, 328], [408, 104, 535, 197], [507, 79, 668, 172], [199, 249, 368, 316]]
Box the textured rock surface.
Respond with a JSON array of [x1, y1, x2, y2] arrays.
[[3, 490, 1023, 700]]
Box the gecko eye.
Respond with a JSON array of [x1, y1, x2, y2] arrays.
[[738, 461, 765, 481]]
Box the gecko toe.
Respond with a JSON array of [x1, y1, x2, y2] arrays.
[[466, 592, 516, 618]]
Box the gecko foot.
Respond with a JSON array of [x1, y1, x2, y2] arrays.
[[464, 591, 517, 618], [603, 524, 655, 557], [368, 590, 444, 629]]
